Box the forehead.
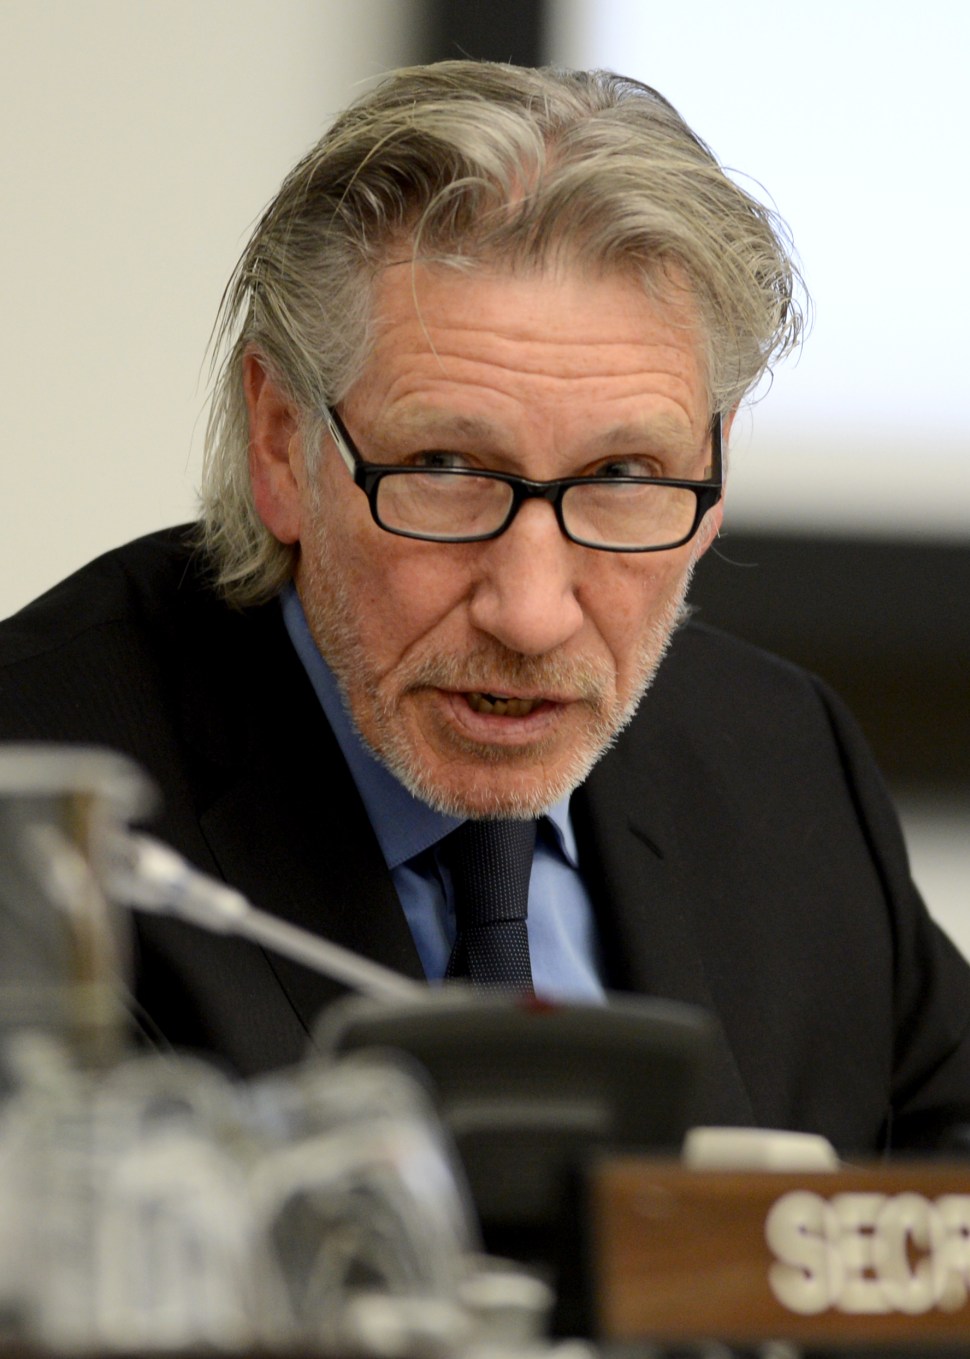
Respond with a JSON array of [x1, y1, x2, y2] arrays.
[[346, 261, 710, 441]]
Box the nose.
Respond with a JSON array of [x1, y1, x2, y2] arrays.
[[467, 500, 585, 656]]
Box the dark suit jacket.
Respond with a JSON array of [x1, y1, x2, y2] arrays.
[[2, 526, 969, 1153]]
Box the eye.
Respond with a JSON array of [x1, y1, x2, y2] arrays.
[[590, 455, 662, 480], [404, 449, 475, 472]]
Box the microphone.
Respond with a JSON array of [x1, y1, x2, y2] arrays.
[[0, 744, 152, 1066], [107, 831, 424, 1005]]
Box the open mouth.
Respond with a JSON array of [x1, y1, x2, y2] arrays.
[[465, 692, 546, 717]]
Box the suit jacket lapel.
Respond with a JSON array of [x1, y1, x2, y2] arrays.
[[575, 720, 757, 1130], [197, 762, 425, 1035], [183, 592, 424, 1043]]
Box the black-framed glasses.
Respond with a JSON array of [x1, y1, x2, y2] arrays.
[[324, 405, 723, 553]]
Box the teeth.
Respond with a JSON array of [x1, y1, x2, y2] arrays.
[[467, 692, 541, 717]]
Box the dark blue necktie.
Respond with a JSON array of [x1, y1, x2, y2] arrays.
[[444, 818, 536, 991]]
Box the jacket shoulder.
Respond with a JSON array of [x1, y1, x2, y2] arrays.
[[640, 615, 844, 745], [0, 525, 209, 665], [663, 616, 822, 697]]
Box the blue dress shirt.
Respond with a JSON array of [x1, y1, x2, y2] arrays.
[[281, 586, 605, 1001]]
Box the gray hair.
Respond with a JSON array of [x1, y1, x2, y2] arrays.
[[200, 60, 805, 606]]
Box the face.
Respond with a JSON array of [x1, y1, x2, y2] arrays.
[[250, 263, 723, 818]]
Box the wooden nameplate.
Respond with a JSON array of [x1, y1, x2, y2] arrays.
[[589, 1158, 970, 1345]]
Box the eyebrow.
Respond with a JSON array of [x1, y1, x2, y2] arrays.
[[383, 410, 701, 456], [587, 419, 699, 458], [388, 411, 502, 446]]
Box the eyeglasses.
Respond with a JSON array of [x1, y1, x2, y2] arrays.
[[324, 406, 723, 553]]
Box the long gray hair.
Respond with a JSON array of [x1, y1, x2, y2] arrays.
[[200, 61, 805, 606]]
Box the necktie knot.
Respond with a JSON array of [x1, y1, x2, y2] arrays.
[[444, 818, 536, 991]]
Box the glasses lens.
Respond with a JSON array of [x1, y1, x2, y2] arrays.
[[562, 481, 700, 551], [375, 471, 514, 540]]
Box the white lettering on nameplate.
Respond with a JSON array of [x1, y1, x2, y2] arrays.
[[765, 1191, 970, 1315]]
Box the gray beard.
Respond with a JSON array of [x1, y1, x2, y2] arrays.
[[299, 527, 695, 818]]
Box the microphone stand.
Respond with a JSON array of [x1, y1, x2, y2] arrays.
[[108, 831, 425, 1005]]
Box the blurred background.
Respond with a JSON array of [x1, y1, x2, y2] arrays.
[[2, 1, 967, 942]]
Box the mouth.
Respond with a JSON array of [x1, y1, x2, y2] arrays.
[[464, 691, 547, 718]]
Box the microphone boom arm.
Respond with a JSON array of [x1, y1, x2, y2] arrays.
[[110, 833, 425, 1005]]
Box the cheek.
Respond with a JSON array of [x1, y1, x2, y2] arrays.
[[585, 550, 686, 624], [306, 462, 464, 637], [582, 550, 694, 655], [340, 532, 476, 663]]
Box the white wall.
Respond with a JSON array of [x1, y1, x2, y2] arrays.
[[549, 1, 970, 540], [0, 0, 420, 620]]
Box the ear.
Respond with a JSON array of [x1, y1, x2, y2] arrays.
[[244, 348, 305, 544]]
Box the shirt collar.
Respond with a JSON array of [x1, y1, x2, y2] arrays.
[[280, 584, 578, 870]]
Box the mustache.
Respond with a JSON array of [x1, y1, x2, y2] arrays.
[[392, 644, 610, 706]]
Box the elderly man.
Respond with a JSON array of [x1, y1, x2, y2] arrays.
[[1, 62, 968, 1151]]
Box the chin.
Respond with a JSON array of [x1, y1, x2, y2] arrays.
[[382, 742, 610, 820]]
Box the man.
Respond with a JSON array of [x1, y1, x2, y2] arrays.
[[2, 62, 969, 1151]]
